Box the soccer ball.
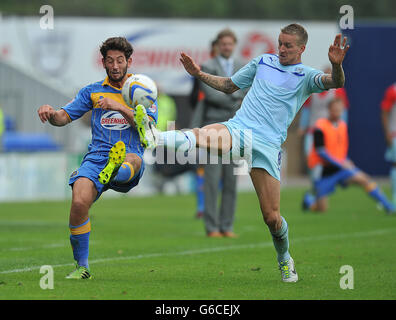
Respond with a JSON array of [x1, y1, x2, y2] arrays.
[[122, 74, 158, 109]]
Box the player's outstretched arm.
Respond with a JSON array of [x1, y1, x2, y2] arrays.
[[179, 52, 239, 94], [37, 105, 71, 127], [321, 34, 350, 90]]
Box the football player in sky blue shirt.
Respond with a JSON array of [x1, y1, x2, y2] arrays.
[[135, 24, 349, 282], [37, 37, 158, 279]]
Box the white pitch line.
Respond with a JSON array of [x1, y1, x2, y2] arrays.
[[0, 228, 394, 274], [2, 243, 68, 252], [0, 241, 99, 252]]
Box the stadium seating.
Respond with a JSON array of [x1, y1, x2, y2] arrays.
[[1, 132, 61, 152]]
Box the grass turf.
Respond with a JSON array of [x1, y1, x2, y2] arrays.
[[0, 186, 395, 300]]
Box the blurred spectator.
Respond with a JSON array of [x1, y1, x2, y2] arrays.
[[302, 98, 394, 214], [190, 39, 219, 219], [198, 28, 246, 237], [190, 39, 219, 111], [381, 82, 396, 206], [298, 66, 349, 179]]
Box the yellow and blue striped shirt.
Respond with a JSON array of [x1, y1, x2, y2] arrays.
[[62, 75, 158, 157]]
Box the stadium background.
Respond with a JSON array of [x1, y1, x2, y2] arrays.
[[0, 0, 394, 202]]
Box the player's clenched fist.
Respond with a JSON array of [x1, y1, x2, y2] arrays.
[[38, 104, 56, 123], [98, 97, 122, 112]]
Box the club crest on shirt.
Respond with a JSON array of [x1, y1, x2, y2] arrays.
[[295, 67, 303, 73], [70, 170, 78, 178], [100, 111, 131, 130]]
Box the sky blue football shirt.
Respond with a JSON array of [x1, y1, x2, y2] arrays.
[[230, 54, 326, 148]]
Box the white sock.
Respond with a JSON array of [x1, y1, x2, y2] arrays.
[[159, 130, 196, 153]]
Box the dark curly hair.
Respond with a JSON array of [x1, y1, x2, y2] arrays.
[[100, 37, 134, 60]]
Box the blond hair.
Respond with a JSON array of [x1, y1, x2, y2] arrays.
[[281, 24, 308, 46]]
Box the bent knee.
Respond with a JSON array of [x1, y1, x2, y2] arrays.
[[71, 198, 91, 214], [262, 210, 281, 229], [125, 154, 142, 172], [350, 172, 371, 187]]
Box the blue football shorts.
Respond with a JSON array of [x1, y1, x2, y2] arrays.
[[69, 152, 145, 201], [311, 164, 358, 198], [221, 120, 282, 181]]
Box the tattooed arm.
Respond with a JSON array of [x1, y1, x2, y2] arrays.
[[197, 72, 239, 94], [321, 63, 346, 89], [180, 52, 239, 94], [322, 34, 350, 89]]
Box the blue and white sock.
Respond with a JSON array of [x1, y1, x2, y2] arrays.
[[270, 216, 291, 263], [159, 130, 196, 153]]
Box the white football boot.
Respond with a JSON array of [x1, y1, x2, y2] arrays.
[[279, 257, 298, 283]]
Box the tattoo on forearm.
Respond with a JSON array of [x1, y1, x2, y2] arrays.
[[332, 64, 345, 87], [323, 65, 345, 89], [198, 72, 237, 94]]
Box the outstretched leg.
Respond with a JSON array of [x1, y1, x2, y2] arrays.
[[304, 167, 395, 214], [347, 171, 395, 213], [134, 104, 232, 155], [156, 123, 232, 157]]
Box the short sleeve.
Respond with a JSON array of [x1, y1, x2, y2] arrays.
[[306, 69, 326, 94], [230, 55, 261, 89], [61, 86, 93, 121]]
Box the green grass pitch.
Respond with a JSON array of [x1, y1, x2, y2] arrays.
[[0, 186, 395, 300]]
